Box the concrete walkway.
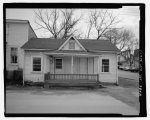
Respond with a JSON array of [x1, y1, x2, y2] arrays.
[[6, 90, 139, 115]]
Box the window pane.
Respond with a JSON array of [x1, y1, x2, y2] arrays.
[[104, 66, 109, 72], [102, 59, 109, 65], [11, 48, 17, 55], [33, 58, 41, 64]]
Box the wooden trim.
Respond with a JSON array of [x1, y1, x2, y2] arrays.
[[93, 57, 95, 74], [44, 52, 100, 57], [87, 58, 88, 74], [58, 35, 86, 51]]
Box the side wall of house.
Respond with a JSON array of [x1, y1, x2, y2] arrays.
[[24, 51, 49, 82], [6, 23, 29, 71], [28, 24, 37, 39], [99, 53, 118, 83]]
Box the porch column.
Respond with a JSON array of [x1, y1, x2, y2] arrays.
[[97, 56, 100, 73], [71, 56, 74, 74], [97, 56, 100, 82]]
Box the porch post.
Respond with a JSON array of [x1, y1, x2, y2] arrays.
[[97, 56, 100, 73], [97, 56, 100, 82], [71, 56, 74, 74]]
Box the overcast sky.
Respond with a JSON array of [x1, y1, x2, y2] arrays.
[[6, 6, 140, 39]]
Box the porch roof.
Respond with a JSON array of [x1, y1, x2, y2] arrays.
[[44, 50, 101, 56], [22, 38, 120, 52]]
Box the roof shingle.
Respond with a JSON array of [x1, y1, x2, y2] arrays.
[[21, 38, 120, 52]]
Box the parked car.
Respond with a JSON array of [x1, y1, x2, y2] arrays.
[[123, 66, 130, 71], [130, 67, 139, 72], [118, 66, 124, 70]]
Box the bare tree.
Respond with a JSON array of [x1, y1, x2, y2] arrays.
[[34, 9, 82, 39], [102, 28, 122, 45], [118, 29, 135, 51], [117, 29, 138, 67], [86, 9, 120, 39]]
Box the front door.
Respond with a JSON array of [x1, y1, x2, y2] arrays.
[[80, 58, 88, 74], [54, 58, 63, 74]]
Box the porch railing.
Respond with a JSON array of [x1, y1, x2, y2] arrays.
[[44, 73, 99, 82]]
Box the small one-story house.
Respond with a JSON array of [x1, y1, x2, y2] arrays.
[[21, 36, 120, 87]]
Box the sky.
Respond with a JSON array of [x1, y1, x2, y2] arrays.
[[6, 6, 140, 39]]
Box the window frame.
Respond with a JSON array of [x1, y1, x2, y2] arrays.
[[55, 58, 63, 69], [101, 58, 110, 73], [32, 56, 43, 72], [10, 47, 18, 64]]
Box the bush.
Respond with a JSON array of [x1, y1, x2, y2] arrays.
[[6, 69, 23, 86], [24, 80, 44, 87]]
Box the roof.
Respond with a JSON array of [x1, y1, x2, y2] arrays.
[[6, 19, 37, 38], [22, 38, 120, 52], [6, 19, 29, 24]]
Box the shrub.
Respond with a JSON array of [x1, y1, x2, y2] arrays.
[[6, 69, 23, 86]]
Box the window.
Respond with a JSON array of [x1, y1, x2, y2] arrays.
[[11, 48, 18, 64], [33, 57, 41, 71], [102, 59, 109, 72], [69, 40, 75, 49], [55, 58, 62, 69]]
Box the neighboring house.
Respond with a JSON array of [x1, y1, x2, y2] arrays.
[[21, 36, 120, 86], [6, 19, 37, 71], [133, 49, 139, 68], [118, 49, 139, 68]]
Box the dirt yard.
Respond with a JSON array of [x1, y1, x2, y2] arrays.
[[5, 77, 139, 115]]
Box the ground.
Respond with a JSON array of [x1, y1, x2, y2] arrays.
[[118, 69, 139, 80], [5, 70, 139, 115]]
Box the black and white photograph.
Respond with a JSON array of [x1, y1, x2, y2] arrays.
[[3, 2, 146, 117]]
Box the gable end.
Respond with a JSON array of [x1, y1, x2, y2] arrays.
[[58, 36, 86, 51]]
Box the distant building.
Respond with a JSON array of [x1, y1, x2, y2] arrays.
[[118, 49, 131, 66], [6, 19, 37, 71], [133, 49, 139, 68], [118, 49, 139, 68]]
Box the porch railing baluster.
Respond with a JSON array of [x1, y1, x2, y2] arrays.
[[44, 73, 98, 82]]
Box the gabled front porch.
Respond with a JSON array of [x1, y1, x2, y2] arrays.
[[43, 51, 101, 88]]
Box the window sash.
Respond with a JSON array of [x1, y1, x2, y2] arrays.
[[102, 65, 109, 72], [55, 59, 62, 69], [10, 48, 18, 63], [11, 55, 17, 63], [33, 57, 41, 71], [102, 59, 109, 72]]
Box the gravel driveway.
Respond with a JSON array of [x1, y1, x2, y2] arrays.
[[6, 89, 139, 115]]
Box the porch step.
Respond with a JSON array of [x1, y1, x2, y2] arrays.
[[44, 79, 101, 88]]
